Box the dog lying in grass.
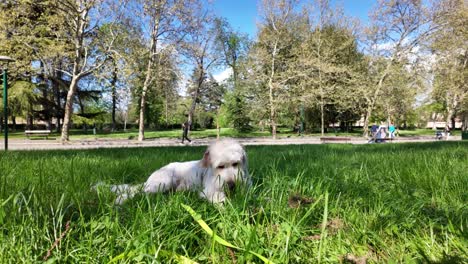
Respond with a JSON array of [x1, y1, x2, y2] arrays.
[[96, 139, 250, 205]]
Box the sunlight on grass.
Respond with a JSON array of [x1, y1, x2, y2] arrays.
[[0, 142, 467, 262]]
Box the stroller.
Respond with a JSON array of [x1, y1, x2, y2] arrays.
[[435, 130, 443, 140], [368, 127, 387, 143]]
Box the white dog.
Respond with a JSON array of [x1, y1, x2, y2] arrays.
[[99, 139, 250, 205]]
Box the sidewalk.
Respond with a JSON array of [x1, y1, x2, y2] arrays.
[[0, 135, 462, 151]]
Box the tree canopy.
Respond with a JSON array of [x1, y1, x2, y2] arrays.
[[1, 0, 466, 138]]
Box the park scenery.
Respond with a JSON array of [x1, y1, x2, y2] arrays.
[[0, 0, 467, 263]]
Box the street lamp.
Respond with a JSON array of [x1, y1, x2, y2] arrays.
[[0, 55, 15, 151]]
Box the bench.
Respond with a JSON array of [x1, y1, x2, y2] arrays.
[[24, 130, 52, 139], [320, 137, 351, 143]]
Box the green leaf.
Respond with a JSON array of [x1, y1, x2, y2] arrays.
[[181, 204, 275, 264]]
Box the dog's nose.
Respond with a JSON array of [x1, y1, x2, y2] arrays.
[[226, 180, 235, 191]]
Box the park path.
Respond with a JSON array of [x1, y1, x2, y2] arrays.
[[0, 135, 461, 151]]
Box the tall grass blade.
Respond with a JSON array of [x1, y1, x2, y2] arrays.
[[182, 204, 275, 264]]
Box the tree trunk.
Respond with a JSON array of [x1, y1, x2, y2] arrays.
[[188, 64, 206, 134], [138, 16, 160, 142], [318, 56, 325, 136], [446, 105, 455, 129], [363, 60, 392, 137], [56, 117, 61, 133], [11, 116, 16, 131], [54, 64, 62, 133], [138, 87, 147, 141], [188, 87, 199, 133], [268, 81, 277, 139], [40, 61, 52, 130], [61, 77, 79, 142], [462, 113, 468, 132], [363, 107, 371, 137], [165, 91, 169, 128], [26, 113, 33, 130], [268, 40, 278, 139], [60, 5, 88, 142], [124, 110, 128, 132], [111, 57, 117, 132], [320, 99, 325, 136]]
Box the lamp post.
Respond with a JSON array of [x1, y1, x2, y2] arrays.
[[0, 55, 15, 151]]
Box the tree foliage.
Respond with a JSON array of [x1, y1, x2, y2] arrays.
[[0, 0, 466, 138]]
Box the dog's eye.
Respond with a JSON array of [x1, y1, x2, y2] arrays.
[[217, 165, 225, 169], [232, 162, 238, 167]]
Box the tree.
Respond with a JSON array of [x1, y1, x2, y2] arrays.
[[95, 20, 144, 131], [431, 0, 467, 130], [182, 14, 218, 131], [131, 0, 202, 141], [361, 0, 437, 136], [213, 18, 251, 132], [379, 61, 423, 128], [298, 0, 361, 135], [56, 0, 117, 141], [214, 17, 250, 88], [252, 0, 303, 139], [0, 0, 71, 131], [223, 88, 252, 132]]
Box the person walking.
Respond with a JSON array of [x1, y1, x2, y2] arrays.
[[389, 122, 396, 140], [371, 123, 378, 138], [444, 125, 451, 140], [182, 120, 192, 144]]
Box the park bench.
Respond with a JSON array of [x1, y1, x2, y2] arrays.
[[24, 130, 52, 139], [320, 137, 351, 143]]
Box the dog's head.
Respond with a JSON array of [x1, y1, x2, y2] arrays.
[[202, 139, 250, 191]]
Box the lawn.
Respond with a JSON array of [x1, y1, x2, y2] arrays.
[[8, 128, 287, 140], [0, 142, 467, 263], [7, 127, 456, 140]]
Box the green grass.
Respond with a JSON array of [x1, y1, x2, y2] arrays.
[[0, 142, 467, 263], [8, 128, 287, 140], [8, 127, 455, 140]]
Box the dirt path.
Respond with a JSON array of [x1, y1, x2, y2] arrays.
[[0, 135, 462, 151]]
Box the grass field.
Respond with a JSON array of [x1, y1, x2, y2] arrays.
[[8, 127, 458, 140], [0, 142, 467, 263]]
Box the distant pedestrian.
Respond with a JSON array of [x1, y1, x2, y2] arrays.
[[389, 123, 396, 140], [371, 123, 378, 138], [444, 125, 451, 140], [182, 121, 191, 144]]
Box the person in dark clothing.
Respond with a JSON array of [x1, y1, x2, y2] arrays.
[[182, 121, 191, 143], [371, 123, 378, 138]]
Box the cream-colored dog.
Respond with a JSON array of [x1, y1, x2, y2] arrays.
[[100, 139, 250, 205]]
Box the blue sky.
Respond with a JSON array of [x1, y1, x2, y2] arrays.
[[212, 0, 377, 38]]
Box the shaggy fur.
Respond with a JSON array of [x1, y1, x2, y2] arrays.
[[100, 139, 250, 205]]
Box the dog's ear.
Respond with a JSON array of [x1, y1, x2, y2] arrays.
[[202, 151, 210, 168]]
